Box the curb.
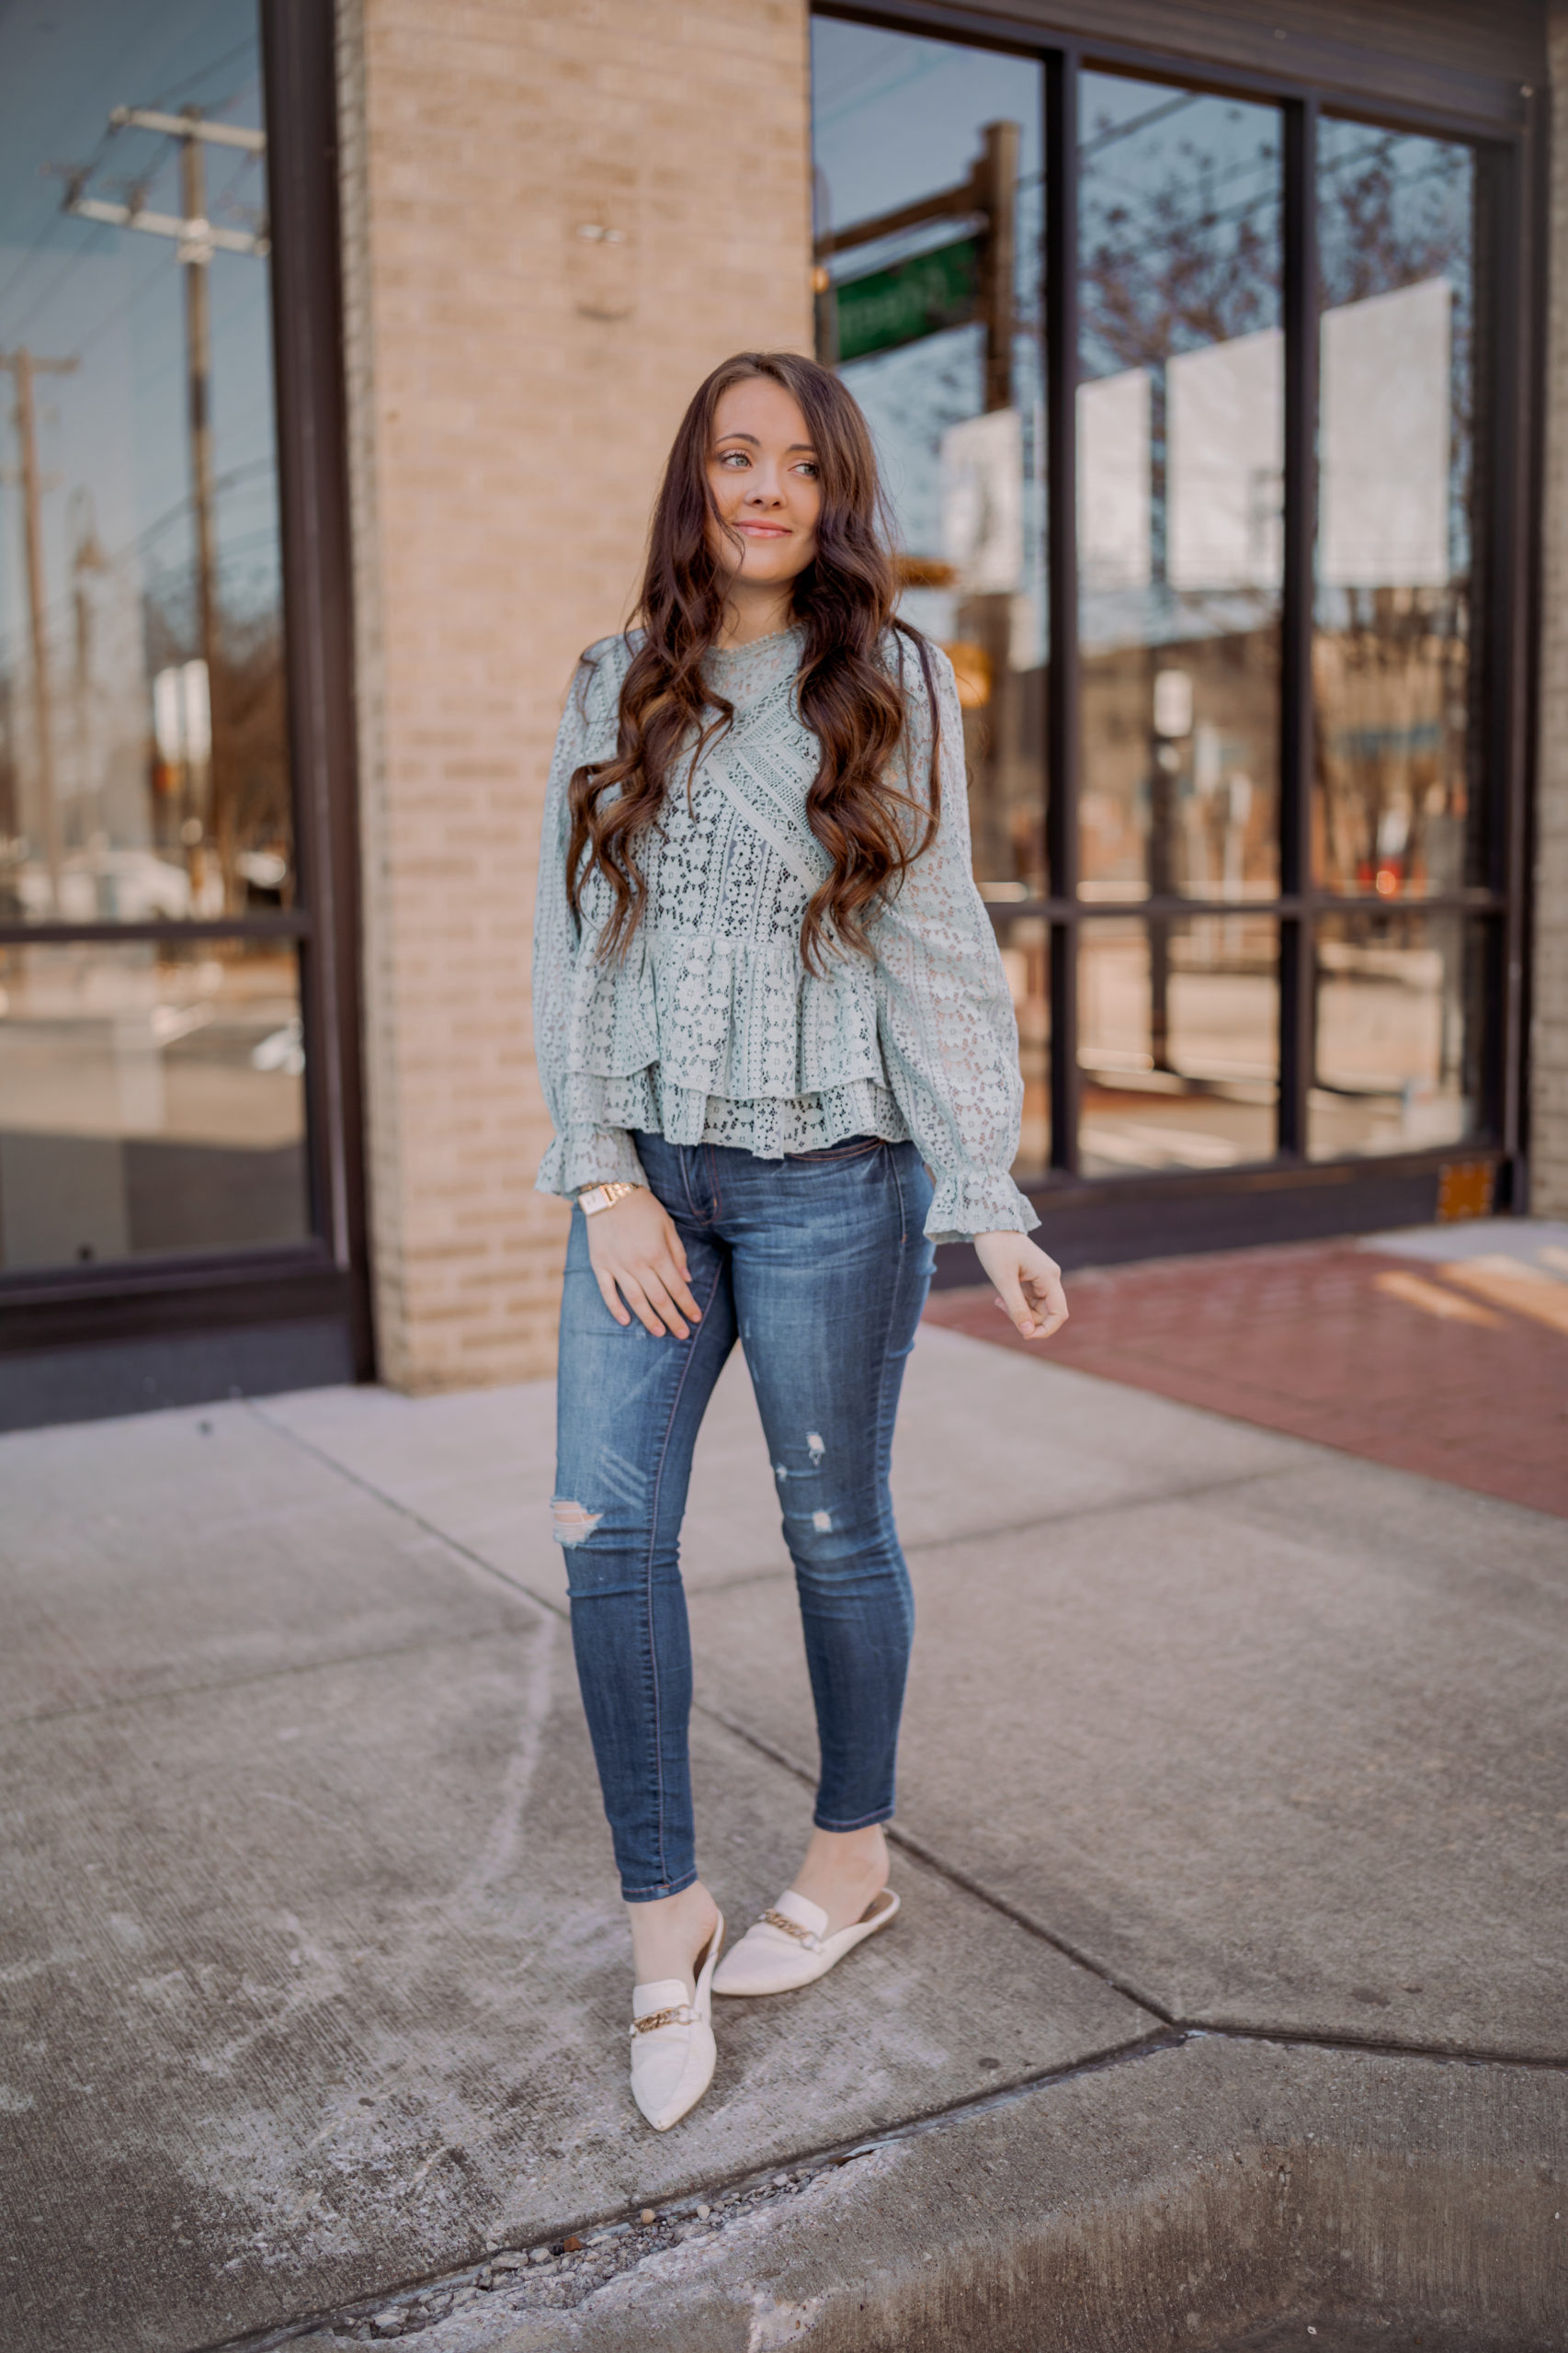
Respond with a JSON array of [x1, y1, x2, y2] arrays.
[[278, 2035, 1568, 2352]]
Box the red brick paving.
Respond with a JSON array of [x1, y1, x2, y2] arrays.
[[924, 1241, 1568, 1519]]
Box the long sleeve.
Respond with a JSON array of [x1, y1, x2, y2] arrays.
[[532, 652, 647, 1199], [870, 640, 1040, 1246]]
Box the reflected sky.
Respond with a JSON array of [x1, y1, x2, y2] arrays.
[[811, 18, 1042, 568], [0, 0, 278, 667], [811, 21, 1039, 249]]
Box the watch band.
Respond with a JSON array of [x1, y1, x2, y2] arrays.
[[578, 1181, 643, 1216]]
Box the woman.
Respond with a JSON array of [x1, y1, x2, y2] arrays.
[[533, 351, 1067, 2132]]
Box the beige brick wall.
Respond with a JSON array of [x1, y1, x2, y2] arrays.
[[1536, 9, 1568, 1215], [335, 0, 813, 1389]]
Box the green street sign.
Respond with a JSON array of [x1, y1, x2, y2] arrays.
[[834, 236, 981, 363]]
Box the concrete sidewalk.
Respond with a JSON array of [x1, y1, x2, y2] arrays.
[[2, 1318, 1565, 2351]]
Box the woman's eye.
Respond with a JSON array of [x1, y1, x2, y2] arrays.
[[797, 461, 819, 479], [718, 450, 749, 468]]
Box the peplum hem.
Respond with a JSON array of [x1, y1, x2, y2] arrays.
[[564, 930, 883, 1101], [553, 1069, 908, 1163], [534, 1077, 1041, 1245]]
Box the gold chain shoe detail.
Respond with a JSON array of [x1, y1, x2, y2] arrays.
[[760, 1908, 823, 1951]]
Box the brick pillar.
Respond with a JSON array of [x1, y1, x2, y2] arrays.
[[335, 0, 812, 1388], [1534, 10, 1568, 1213]]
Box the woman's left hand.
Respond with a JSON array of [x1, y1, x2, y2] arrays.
[[971, 1232, 1069, 1341]]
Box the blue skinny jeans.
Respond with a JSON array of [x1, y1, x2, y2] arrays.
[[552, 1131, 935, 1902]]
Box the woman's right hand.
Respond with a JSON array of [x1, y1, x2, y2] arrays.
[[585, 1188, 703, 1337]]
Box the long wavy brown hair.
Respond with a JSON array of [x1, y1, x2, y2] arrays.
[[565, 351, 938, 974]]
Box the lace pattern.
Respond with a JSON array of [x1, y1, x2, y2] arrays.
[[531, 625, 1039, 1244]]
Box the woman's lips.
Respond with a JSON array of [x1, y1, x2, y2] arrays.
[[734, 521, 790, 538]]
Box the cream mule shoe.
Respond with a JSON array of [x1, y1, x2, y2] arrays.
[[712, 1886, 898, 1997], [629, 1913, 724, 2132]]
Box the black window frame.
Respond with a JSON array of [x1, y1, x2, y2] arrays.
[[814, 0, 1542, 1260], [0, 0, 371, 1371]]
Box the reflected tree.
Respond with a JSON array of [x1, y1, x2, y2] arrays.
[[1081, 103, 1476, 900], [1315, 131, 1474, 899]]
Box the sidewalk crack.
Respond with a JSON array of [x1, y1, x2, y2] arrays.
[[695, 1700, 1568, 2075], [693, 1699, 1174, 2023]]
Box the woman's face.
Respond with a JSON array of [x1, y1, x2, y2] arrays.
[[706, 377, 822, 593]]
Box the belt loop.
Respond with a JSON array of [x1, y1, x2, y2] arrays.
[[678, 1142, 702, 1222]]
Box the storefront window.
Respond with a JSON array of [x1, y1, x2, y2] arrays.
[[811, 16, 1047, 913], [1079, 915, 1278, 1173], [806, 17, 1520, 1199], [0, 2, 289, 924], [0, 0, 310, 1275], [1313, 124, 1480, 899], [0, 937, 307, 1267], [1078, 75, 1282, 904], [812, 17, 1048, 1185], [993, 911, 1051, 1176], [1309, 911, 1486, 1160]]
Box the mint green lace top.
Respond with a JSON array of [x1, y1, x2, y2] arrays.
[[531, 625, 1038, 1245]]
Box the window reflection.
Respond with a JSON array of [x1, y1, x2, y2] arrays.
[[1078, 77, 1282, 904], [0, 937, 308, 1267], [811, 20, 1047, 897], [1079, 915, 1278, 1174], [993, 912, 1050, 1176], [1309, 912, 1485, 1159], [1313, 124, 1479, 898], [804, 34, 1510, 1196], [0, 2, 290, 924]]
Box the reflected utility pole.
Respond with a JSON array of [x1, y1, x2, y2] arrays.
[[69, 489, 108, 849], [978, 119, 1018, 415], [1149, 668, 1191, 1073], [178, 117, 219, 868], [814, 120, 1017, 410], [65, 105, 267, 911], [0, 347, 78, 911]]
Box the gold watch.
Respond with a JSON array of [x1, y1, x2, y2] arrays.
[[577, 1181, 643, 1216]]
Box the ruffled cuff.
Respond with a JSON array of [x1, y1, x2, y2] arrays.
[[535, 1124, 647, 1200], [925, 1167, 1040, 1247]]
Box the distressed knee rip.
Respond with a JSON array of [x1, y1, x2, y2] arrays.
[[551, 1496, 604, 1548], [775, 1430, 828, 1486], [776, 1432, 835, 1531]]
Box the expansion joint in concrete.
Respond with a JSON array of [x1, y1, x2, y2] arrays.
[[247, 1408, 1568, 2086], [698, 1702, 1568, 2077], [1191, 2018, 1568, 2075], [210, 2024, 1568, 2353], [695, 1697, 1178, 2026], [211, 2027, 1192, 2353]]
